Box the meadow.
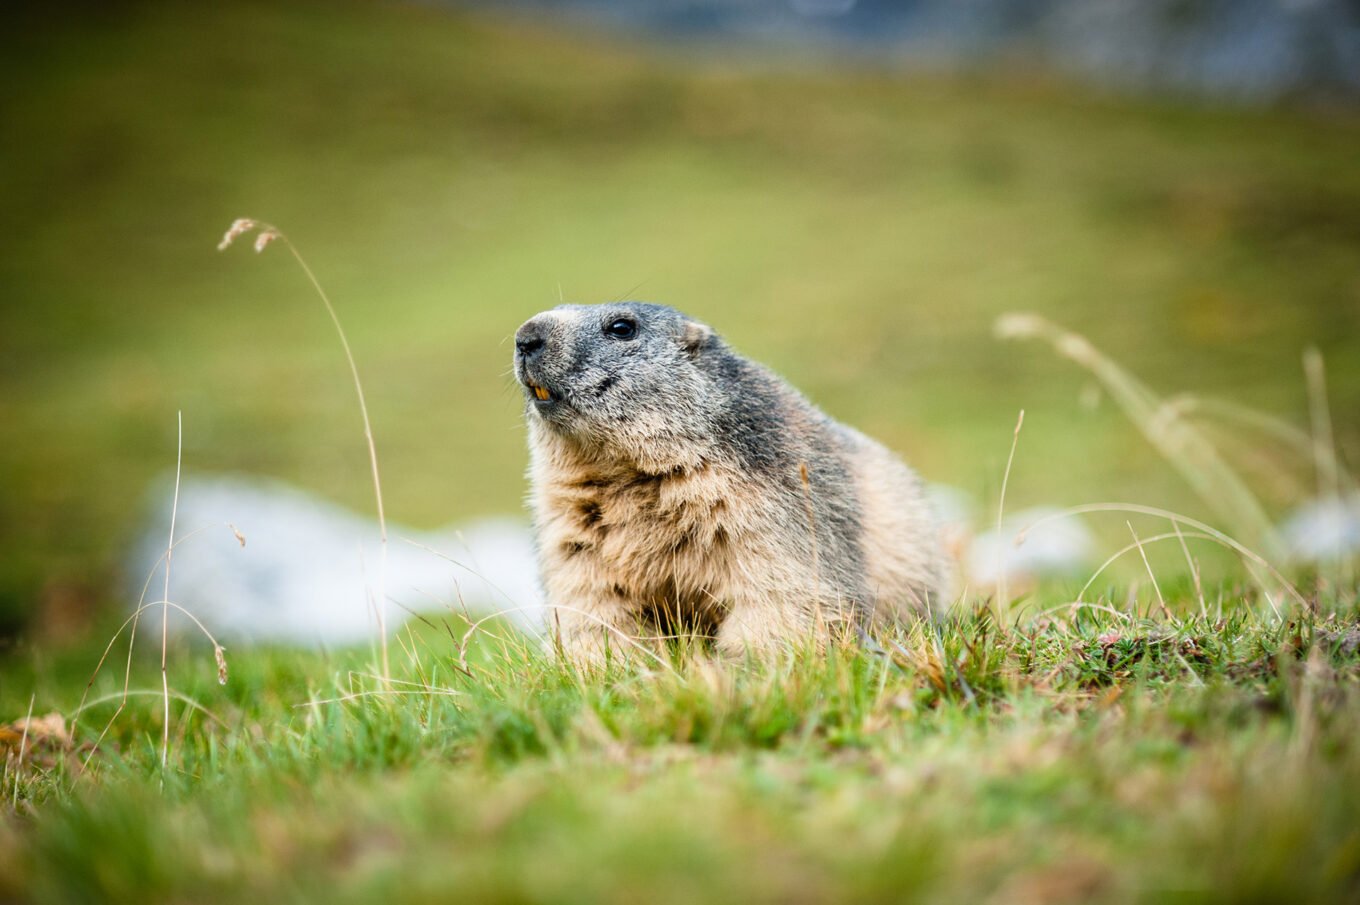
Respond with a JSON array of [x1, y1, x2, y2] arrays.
[[1, 611, 1358, 903], [1, 2, 1359, 901]]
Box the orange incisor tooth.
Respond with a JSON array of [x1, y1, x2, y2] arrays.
[[535, 386, 550, 401]]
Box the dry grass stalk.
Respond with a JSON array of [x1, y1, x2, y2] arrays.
[[68, 412, 227, 777], [1157, 394, 1357, 497], [995, 313, 1282, 561], [76, 601, 229, 772], [1304, 348, 1339, 509], [1021, 502, 1308, 614], [1304, 347, 1354, 591], [1172, 520, 1208, 620], [1127, 521, 1173, 621], [218, 218, 391, 683], [72, 451, 230, 775], [996, 410, 1024, 609], [159, 411, 182, 768]]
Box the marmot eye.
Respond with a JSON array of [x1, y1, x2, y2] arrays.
[[604, 318, 637, 340]]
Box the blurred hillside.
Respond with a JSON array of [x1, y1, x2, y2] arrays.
[[473, 0, 1360, 103], [1, 1, 1358, 634]]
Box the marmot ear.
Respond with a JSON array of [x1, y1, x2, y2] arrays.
[[680, 320, 713, 357]]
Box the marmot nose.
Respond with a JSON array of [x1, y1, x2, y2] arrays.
[[515, 320, 548, 361]]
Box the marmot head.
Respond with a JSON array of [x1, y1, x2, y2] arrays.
[[514, 302, 719, 471]]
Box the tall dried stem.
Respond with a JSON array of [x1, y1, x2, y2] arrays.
[[219, 219, 390, 682], [996, 313, 1282, 561]]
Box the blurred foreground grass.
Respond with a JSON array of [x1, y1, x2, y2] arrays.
[[2, 1, 1359, 633], [1, 606, 1358, 902]]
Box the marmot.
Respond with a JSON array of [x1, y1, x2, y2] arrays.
[[513, 302, 946, 662]]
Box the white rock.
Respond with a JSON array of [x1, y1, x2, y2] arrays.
[[127, 474, 543, 646], [966, 506, 1096, 589], [1280, 495, 1360, 562]]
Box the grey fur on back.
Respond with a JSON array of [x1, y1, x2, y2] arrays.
[[514, 301, 945, 662]]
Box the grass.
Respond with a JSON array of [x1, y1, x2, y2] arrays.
[[1, 603, 1358, 902]]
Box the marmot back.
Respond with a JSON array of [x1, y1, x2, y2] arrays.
[[513, 302, 945, 663]]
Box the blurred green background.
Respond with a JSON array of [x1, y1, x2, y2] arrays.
[[3, 1, 1358, 637]]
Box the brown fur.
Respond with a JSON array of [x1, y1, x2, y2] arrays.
[[515, 303, 946, 663]]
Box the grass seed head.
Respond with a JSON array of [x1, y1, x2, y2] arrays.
[[253, 229, 280, 253], [216, 218, 257, 251]]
